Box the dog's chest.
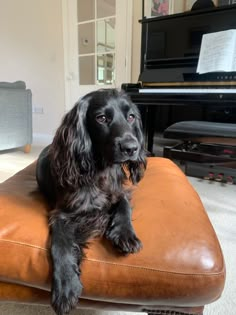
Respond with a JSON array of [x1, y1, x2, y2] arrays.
[[62, 168, 125, 212], [96, 168, 124, 204]]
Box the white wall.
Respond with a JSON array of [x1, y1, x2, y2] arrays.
[[0, 0, 143, 140], [0, 0, 65, 139]]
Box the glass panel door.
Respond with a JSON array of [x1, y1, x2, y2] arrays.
[[63, 0, 132, 109], [77, 0, 116, 86]]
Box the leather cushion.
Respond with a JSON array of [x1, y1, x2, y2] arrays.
[[0, 157, 225, 307]]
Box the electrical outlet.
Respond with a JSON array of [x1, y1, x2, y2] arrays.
[[33, 107, 44, 114]]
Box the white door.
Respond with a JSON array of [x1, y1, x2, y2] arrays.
[[62, 0, 133, 110]]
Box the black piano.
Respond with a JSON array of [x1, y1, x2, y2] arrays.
[[122, 4, 236, 153]]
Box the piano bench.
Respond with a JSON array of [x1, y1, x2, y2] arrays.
[[163, 121, 236, 184], [0, 158, 225, 315], [163, 121, 236, 143]]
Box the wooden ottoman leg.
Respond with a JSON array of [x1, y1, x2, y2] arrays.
[[23, 144, 31, 153]]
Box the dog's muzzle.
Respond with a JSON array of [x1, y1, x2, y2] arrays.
[[118, 134, 139, 159]]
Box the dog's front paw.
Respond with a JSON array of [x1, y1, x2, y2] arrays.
[[51, 266, 83, 315], [106, 225, 142, 254]]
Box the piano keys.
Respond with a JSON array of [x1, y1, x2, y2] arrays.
[[139, 88, 236, 94]]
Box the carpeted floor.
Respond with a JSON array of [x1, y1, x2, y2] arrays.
[[187, 176, 236, 315], [0, 145, 235, 315]]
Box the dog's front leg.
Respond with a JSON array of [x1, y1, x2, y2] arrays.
[[50, 212, 83, 315], [105, 197, 142, 254]]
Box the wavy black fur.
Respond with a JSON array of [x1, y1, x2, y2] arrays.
[[36, 89, 147, 315]]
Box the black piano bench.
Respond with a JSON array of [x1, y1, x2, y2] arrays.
[[163, 121, 236, 184]]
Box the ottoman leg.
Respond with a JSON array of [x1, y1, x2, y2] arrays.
[[23, 144, 31, 153]]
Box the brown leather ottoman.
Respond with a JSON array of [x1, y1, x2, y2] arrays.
[[0, 157, 225, 315]]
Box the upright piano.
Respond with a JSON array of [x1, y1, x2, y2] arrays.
[[122, 4, 236, 153]]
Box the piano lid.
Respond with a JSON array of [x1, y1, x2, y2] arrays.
[[139, 4, 236, 85]]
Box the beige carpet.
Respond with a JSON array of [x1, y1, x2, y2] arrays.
[[0, 145, 235, 315]]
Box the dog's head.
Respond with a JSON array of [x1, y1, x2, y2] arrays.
[[86, 89, 144, 162], [50, 89, 146, 186]]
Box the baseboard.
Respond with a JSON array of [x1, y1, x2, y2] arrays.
[[33, 133, 53, 146]]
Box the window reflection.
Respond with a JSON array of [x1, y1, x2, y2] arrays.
[[77, 0, 116, 86], [97, 54, 115, 84], [97, 18, 115, 53], [144, 0, 223, 18]]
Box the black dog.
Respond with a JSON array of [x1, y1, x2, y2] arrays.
[[36, 89, 146, 315]]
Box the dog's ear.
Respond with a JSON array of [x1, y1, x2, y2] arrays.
[[50, 95, 94, 188], [127, 153, 147, 185], [127, 108, 147, 184], [127, 159, 147, 185]]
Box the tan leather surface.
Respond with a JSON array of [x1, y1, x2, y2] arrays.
[[0, 158, 225, 307], [0, 281, 50, 304], [0, 282, 204, 314]]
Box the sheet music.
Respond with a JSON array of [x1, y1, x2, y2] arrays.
[[197, 29, 236, 74]]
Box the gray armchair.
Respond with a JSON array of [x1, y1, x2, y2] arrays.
[[0, 81, 32, 152]]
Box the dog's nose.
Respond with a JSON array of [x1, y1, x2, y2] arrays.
[[119, 139, 138, 157]]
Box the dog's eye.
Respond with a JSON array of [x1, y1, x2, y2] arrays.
[[127, 114, 135, 123], [96, 115, 107, 123]]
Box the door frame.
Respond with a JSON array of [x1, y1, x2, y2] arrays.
[[61, 0, 133, 111]]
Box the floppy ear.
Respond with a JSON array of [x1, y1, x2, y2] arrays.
[[127, 107, 147, 184], [50, 96, 94, 188], [127, 157, 147, 184]]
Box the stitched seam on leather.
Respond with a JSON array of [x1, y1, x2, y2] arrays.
[[83, 258, 225, 276], [0, 240, 224, 277], [0, 239, 48, 251]]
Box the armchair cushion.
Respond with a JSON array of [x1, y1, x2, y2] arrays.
[[0, 80, 32, 151]]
